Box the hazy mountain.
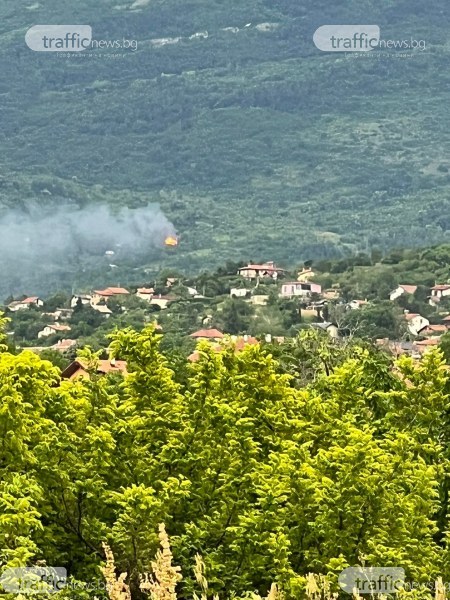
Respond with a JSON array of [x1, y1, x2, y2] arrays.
[[0, 0, 449, 293]]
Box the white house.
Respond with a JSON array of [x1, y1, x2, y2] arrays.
[[8, 296, 44, 311], [430, 285, 450, 299], [404, 313, 429, 336], [389, 284, 417, 301], [230, 288, 250, 298], [348, 299, 369, 310], [38, 324, 71, 339], [280, 282, 322, 298], [70, 294, 92, 308], [311, 322, 339, 338]]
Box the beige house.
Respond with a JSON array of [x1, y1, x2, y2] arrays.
[[8, 296, 44, 311], [297, 268, 317, 282], [38, 324, 71, 339], [136, 287, 154, 301], [91, 304, 112, 317], [150, 295, 172, 310], [238, 262, 285, 280], [250, 294, 269, 306]]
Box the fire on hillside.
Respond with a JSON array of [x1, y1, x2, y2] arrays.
[[164, 235, 179, 247]]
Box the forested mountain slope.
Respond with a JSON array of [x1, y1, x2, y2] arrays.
[[0, 0, 449, 283]]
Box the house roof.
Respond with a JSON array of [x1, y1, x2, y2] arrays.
[[46, 324, 71, 332], [23, 296, 41, 303], [92, 304, 113, 314], [95, 287, 129, 296], [51, 339, 77, 351], [190, 328, 224, 339], [137, 287, 154, 294], [311, 322, 336, 331], [420, 324, 448, 333], [233, 336, 258, 350], [61, 359, 128, 379], [399, 285, 417, 294], [432, 285, 450, 291], [404, 313, 421, 320], [239, 264, 285, 272], [416, 337, 441, 346], [443, 315, 450, 321], [283, 281, 311, 286], [151, 294, 174, 301]]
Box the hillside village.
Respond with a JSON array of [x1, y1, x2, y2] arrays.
[[4, 244, 450, 372]]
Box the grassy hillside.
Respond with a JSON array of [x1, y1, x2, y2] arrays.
[[0, 0, 449, 291]]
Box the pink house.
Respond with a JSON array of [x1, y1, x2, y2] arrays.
[[280, 281, 322, 298]]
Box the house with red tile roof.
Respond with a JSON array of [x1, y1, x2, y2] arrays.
[[61, 359, 128, 380], [190, 328, 224, 341], [38, 324, 71, 339], [8, 296, 44, 311], [389, 284, 417, 301], [136, 287, 154, 301], [418, 324, 448, 336], [238, 262, 285, 280], [430, 283, 450, 304]]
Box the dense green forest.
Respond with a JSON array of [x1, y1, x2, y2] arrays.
[[0, 0, 450, 293], [1, 312, 450, 599]]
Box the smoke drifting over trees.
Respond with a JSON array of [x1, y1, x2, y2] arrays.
[[0, 202, 175, 298]]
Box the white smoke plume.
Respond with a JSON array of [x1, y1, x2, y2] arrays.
[[0, 202, 175, 298]]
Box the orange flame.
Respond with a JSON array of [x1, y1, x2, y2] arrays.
[[164, 236, 178, 247]]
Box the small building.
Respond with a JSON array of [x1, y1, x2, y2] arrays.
[[418, 324, 448, 337], [297, 268, 318, 282], [190, 328, 224, 341], [389, 285, 417, 301], [149, 295, 173, 310], [230, 288, 250, 298], [92, 287, 129, 305], [70, 294, 92, 308], [311, 322, 339, 338], [323, 288, 340, 300], [430, 285, 450, 300], [250, 294, 269, 306], [280, 282, 322, 298], [136, 287, 154, 301], [404, 313, 429, 336], [238, 262, 285, 280], [61, 359, 128, 380], [8, 296, 44, 311], [91, 304, 113, 317], [348, 299, 369, 310], [38, 324, 71, 339], [415, 337, 441, 355], [51, 339, 77, 353]]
